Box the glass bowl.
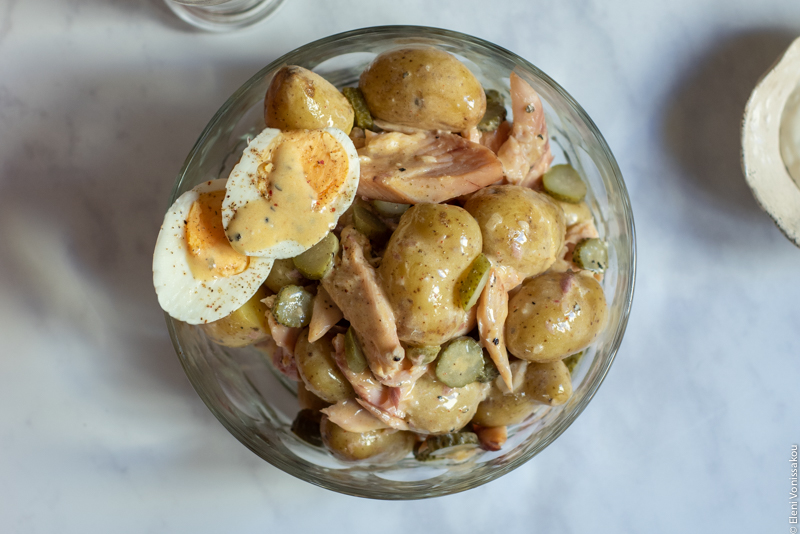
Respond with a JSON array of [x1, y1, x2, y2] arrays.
[[166, 25, 636, 499]]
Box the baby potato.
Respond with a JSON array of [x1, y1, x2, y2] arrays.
[[264, 258, 305, 293], [505, 271, 607, 362], [359, 47, 486, 131], [379, 203, 482, 346], [471, 384, 535, 427], [294, 329, 354, 403], [297, 381, 330, 411], [472, 360, 573, 426], [524, 360, 573, 405], [264, 65, 354, 134], [320, 416, 415, 463], [464, 185, 566, 280], [404, 373, 486, 434], [557, 200, 593, 227], [200, 285, 270, 347]]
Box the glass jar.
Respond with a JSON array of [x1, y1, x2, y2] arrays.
[[163, 0, 286, 32]]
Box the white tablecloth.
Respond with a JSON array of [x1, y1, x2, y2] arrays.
[[1, 0, 798, 531]]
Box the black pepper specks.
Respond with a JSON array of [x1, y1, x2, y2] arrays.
[[525, 104, 535, 113]]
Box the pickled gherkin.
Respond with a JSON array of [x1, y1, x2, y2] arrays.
[[563, 351, 584, 375], [542, 164, 587, 203], [344, 326, 368, 373], [435, 336, 484, 388], [353, 202, 390, 244], [343, 87, 374, 131], [272, 285, 314, 328], [477, 89, 507, 132], [406, 344, 441, 366], [293, 232, 339, 280], [573, 238, 608, 272], [414, 432, 480, 461], [265, 258, 304, 293], [458, 253, 491, 310], [291, 409, 323, 447], [476, 351, 500, 383]]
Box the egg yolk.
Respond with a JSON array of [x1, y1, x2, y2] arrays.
[[284, 129, 349, 209], [226, 130, 349, 256], [186, 190, 249, 280]]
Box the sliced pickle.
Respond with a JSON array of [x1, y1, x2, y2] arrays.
[[478, 89, 507, 132], [414, 432, 480, 461], [435, 336, 484, 388], [293, 232, 339, 280], [476, 350, 500, 383], [342, 87, 374, 131], [272, 285, 313, 328], [291, 409, 323, 447], [573, 238, 608, 272], [542, 164, 587, 203], [371, 200, 411, 218], [353, 202, 390, 243], [458, 253, 491, 310], [563, 351, 584, 375], [344, 326, 368, 373], [265, 258, 305, 293], [406, 344, 441, 366]]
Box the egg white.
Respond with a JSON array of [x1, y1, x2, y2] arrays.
[[221, 127, 360, 259], [153, 179, 273, 325]]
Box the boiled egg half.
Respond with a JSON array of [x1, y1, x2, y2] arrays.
[[221, 127, 359, 258], [153, 179, 273, 324]]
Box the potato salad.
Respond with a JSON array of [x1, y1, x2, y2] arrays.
[[153, 46, 609, 464]]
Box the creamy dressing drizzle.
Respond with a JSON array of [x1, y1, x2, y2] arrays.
[[227, 131, 348, 255]]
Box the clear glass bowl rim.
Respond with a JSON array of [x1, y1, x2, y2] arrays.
[[166, 24, 637, 499]]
